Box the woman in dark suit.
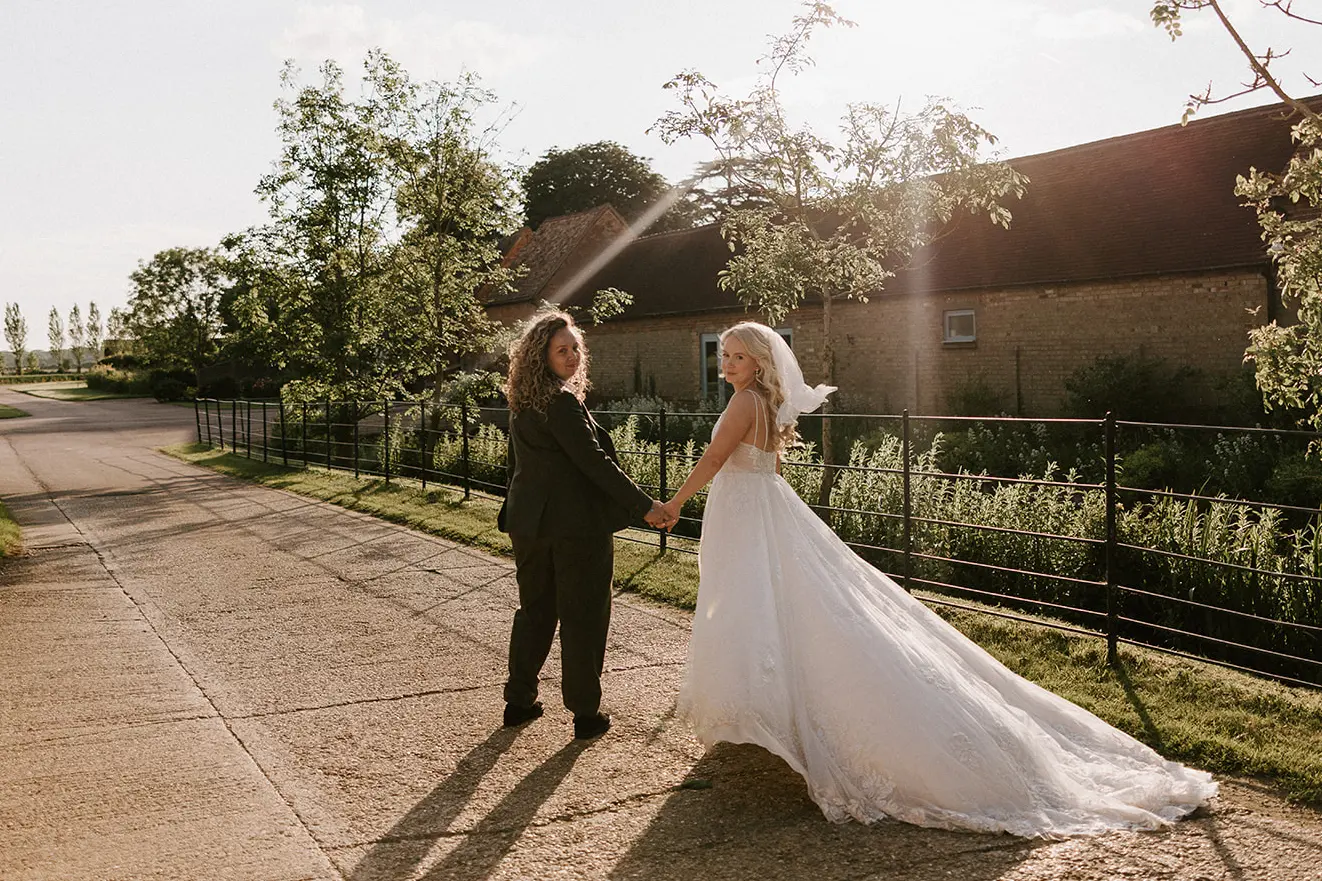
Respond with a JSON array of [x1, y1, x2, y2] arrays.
[[498, 311, 668, 739]]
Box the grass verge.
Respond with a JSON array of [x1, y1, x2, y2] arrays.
[[0, 403, 30, 418], [0, 500, 20, 556], [164, 442, 1322, 807], [17, 382, 148, 401]]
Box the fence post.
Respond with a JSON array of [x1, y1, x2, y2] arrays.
[[204, 399, 212, 446], [246, 400, 252, 458], [902, 409, 912, 592], [302, 403, 309, 469], [353, 402, 360, 478], [194, 398, 201, 444], [279, 398, 289, 467], [461, 401, 472, 500], [325, 401, 332, 470], [262, 402, 268, 463], [217, 400, 225, 449], [658, 407, 668, 553], [230, 399, 238, 453], [420, 400, 427, 492], [383, 400, 391, 485], [1105, 411, 1119, 665]]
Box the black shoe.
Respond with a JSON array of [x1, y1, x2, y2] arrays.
[[573, 712, 611, 740], [503, 701, 543, 727]]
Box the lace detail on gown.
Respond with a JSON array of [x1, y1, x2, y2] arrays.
[[677, 392, 1217, 838]]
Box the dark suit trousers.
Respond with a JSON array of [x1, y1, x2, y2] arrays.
[[504, 532, 614, 718]]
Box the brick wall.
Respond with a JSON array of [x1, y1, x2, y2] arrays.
[[485, 268, 1270, 416], [829, 268, 1270, 415], [582, 310, 752, 402]]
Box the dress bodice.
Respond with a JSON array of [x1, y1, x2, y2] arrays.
[[723, 441, 778, 474], [712, 395, 777, 475]]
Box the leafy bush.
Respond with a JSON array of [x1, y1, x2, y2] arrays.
[[936, 420, 1064, 480], [243, 376, 281, 399], [152, 377, 190, 401], [1119, 437, 1208, 492], [946, 376, 1007, 417], [596, 395, 720, 446], [430, 422, 508, 489], [1264, 453, 1322, 511], [99, 353, 144, 370], [1064, 352, 1201, 422], [201, 376, 238, 398], [86, 364, 149, 394]]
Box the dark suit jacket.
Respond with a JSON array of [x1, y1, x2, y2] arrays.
[[497, 390, 653, 537]]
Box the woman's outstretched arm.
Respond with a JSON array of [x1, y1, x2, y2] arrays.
[[661, 391, 757, 522]]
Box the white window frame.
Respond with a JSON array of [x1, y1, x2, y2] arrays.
[[701, 327, 793, 404], [943, 309, 976, 344]]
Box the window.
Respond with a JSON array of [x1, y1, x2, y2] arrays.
[[700, 334, 732, 404], [943, 309, 976, 344], [701, 327, 793, 404]]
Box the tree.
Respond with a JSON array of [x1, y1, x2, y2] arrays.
[[652, 1, 1026, 503], [233, 51, 525, 403], [246, 56, 402, 401], [127, 247, 225, 371], [1151, 2, 1322, 432], [4, 304, 28, 376], [68, 304, 85, 373], [376, 63, 520, 402], [86, 302, 103, 362], [47, 308, 64, 372], [24, 352, 39, 373], [105, 306, 129, 355], [522, 140, 700, 232]]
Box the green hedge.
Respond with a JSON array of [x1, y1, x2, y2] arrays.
[[0, 374, 77, 385]]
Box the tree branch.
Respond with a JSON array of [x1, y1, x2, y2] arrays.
[[1207, 0, 1321, 120]]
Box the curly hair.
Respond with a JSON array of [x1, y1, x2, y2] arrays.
[[720, 322, 797, 452], [504, 311, 591, 415]]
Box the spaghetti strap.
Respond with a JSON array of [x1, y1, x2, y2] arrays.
[[749, 389, 768, 450]]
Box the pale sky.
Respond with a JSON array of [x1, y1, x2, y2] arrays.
[[2, 0, 1318, 346]]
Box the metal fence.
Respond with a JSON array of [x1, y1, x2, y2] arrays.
[[195, 398, 1322, 690]]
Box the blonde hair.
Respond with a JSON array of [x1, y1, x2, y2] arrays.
[[720, 321, 797, 452], [504, 311, 590, 415]]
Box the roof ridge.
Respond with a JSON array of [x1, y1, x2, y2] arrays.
[[1006, 93, 1320, 165], [535, 203, 615, 228], [632, 220, 723, 242]]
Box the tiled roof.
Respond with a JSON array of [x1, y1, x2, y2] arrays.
[[512, 97, 1316, 318], [888, 98, 1313, 294], [567, 222, 736, 316], [486, 205, 623, 306]]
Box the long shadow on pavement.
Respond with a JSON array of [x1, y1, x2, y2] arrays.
[[608, 742, 1042, 881], [347, 729, 587, 881]]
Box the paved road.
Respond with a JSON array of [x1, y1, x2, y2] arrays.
[[2, 384, 1321, 881]]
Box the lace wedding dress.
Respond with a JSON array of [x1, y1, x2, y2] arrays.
[[678, 402, 1217, 838]]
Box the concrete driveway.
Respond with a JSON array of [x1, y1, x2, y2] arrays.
[[2, 384, 1320, 881]]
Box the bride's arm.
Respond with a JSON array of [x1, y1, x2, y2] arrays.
[[661, 392, 756, 520]]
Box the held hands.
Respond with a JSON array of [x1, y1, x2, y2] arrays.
[[644, 499, 680, 531]]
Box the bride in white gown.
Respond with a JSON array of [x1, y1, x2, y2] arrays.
[[658, 321, 1217, 838]]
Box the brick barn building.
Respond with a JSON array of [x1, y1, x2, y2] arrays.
[[484, 99, 1307, 416]]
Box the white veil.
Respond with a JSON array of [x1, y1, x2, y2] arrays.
[[751, 325, 837, 427]]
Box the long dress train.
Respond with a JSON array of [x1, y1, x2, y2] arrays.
[[678, 405, 1217, 838]]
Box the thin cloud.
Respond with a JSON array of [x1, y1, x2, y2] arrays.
[[272, 4, 553, 79]]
